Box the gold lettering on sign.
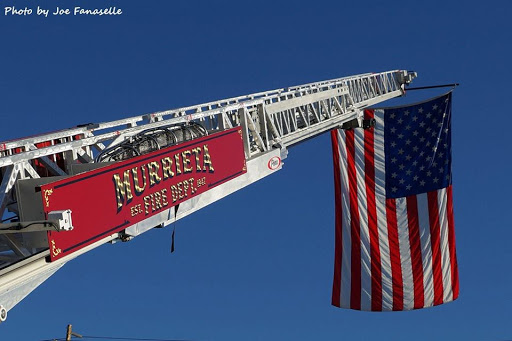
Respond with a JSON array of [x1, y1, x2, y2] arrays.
[[132, 167, 147, 195], [51, 240, 62, 257], [161, 157, 174, 179], [148, 161, 162, 186], [44, 189, 53, 207], [191, 147, 202, 171], [113, 170, 133, 209], [143, 188, 170, 215], [182, 150, 192, 174], [112, 143, 217, 212], [174, 154, 182, 175], [203, 145, 214, 172]]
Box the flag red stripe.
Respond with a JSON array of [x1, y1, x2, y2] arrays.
[[406, 195, 425, 309], [427, 191, 444, 305], [363, 110, 382, 311], [346, 130, 361, 310], [385, 199, 403, 310], [447, 185, 459, 299], [331, 130, 342, 307]]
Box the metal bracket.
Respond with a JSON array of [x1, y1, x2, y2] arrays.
[[341, 118, 376, 130], [0, 305, 6, 322]]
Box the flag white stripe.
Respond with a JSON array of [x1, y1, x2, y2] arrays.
[[438, 187, 453, 302], [377, 204, 393, 310], [373, 110, 387, 199], [373, 110, 393, 310], [417, 192, 434, 307], [354, 127, 372, 310], [332, 132, 344, 306], [337, 130, 352, 309], [396, 197, 415, 310]]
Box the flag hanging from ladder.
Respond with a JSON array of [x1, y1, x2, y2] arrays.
[[330, 92, 459, 311]]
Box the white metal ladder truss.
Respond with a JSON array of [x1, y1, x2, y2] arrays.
[[0, 70, 416, 320]]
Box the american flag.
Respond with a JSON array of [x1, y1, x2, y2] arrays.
[[331, 93, 459, 311]]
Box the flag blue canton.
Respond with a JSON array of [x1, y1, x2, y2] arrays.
[[384, 93, 452, 199]]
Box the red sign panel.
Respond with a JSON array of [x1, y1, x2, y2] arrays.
[[42, 128, 246, 261]]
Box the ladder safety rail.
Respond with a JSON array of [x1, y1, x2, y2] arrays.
[[0, 70, 414, 164]]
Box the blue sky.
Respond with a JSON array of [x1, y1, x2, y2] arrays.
[[1, 1, 511, 340]]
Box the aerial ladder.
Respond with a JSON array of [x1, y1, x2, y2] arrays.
[[0, 70, 416, 322]]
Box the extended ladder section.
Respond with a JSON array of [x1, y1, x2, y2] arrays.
[[0, 70, 416, 319]]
